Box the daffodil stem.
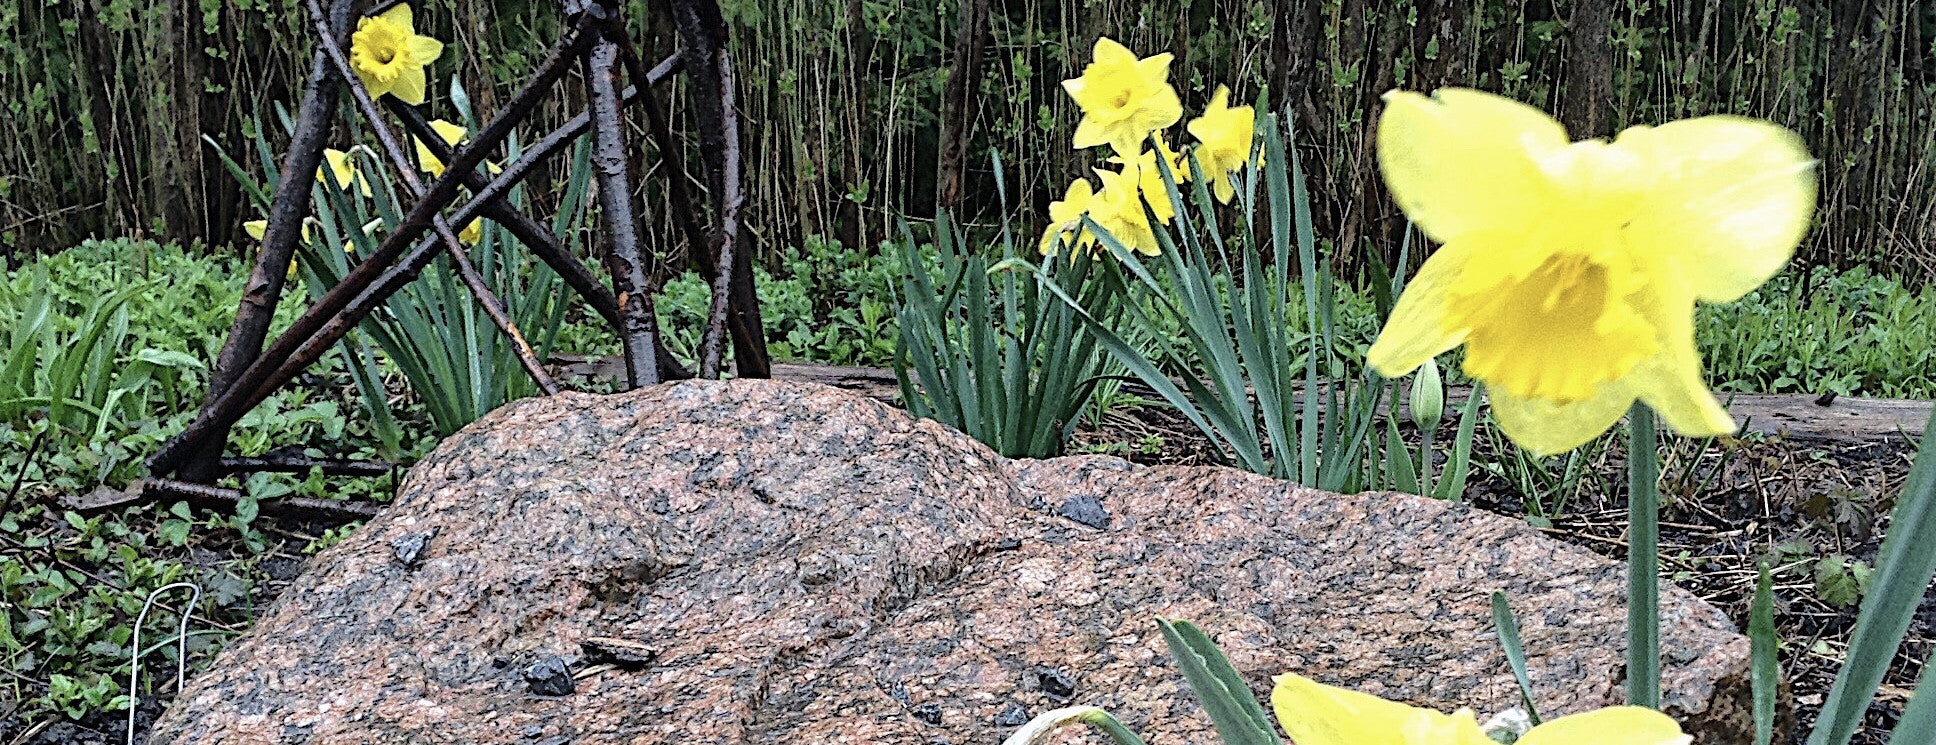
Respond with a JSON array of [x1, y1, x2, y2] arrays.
[[1077, 709, 1152, 745], [1417, 426, 1436, 499], [1627, 402, 1662, 709]]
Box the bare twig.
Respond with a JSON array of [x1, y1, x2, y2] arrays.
[[215, 455, 394, 478], [583, 31, 663, 389], [613, 37, 712, 281], [0, 533, 186, 619], [665, 0, 769, 378], [3, 429, 46, 510], [698, 48, 745, 379], [142, 478, 381, 522]]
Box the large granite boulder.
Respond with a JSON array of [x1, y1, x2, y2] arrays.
[[151, 380, 1758, 744]]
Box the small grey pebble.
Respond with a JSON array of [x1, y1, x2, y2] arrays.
[[390, 530, 436, 568], [524, 655, 575, 697], [995, 701, 1032, 727], [913, 703, 943, 725], [1036, 668, 1078, 700]]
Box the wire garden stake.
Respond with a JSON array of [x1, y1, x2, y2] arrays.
[[128, 582, 203, 745], [144, 0, 769, 499]]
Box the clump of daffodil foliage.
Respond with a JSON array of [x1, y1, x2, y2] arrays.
[[1037, 37, 1256, 258]]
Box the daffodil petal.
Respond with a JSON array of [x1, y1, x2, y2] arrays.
[[1490, 382, 1635, 456], [1071, 117, 1109, 150], [1271, 673, 1492, 745], [377, 3, 413, 28], [1616, 116, 1816, 302], [406, 36, 445, 65], [1377, 88, 1569, 243], [359, 70, 393, 101], [1366, 242, 1472, 378], [1517, 706, 1692, 745], [1626, 283, 1737, 438], [392, 65, 428, 106], [1092, 37, 1137, 66]]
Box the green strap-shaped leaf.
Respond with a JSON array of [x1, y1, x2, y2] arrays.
[[1155, 618, 1282, 745], [1490, 590, 1544, 725], [1750, 564, 1778, 745]]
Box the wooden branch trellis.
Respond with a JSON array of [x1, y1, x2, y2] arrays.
[[143, 0, 765, 507]]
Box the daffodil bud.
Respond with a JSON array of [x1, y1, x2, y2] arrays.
[[1410, 358, 1444, 431]]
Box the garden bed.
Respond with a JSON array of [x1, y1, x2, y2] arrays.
[[7, 361, 1926, 744], [1071, 390, 1930, 745]]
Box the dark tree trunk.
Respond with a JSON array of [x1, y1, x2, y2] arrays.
[[935, 0, 991, 214], [667, 0, 771, 378], [1563, 0, 1615, 138]]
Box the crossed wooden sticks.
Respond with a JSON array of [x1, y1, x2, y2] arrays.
[[144, 0, 765, 507]]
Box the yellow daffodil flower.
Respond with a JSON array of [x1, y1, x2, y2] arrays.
[[1038, 178, 1097, 256], [1108, 134, 1186, 224], [318, 148, 374, 197], [1271, 672, 1692, 745], [1061, 37, 1183, 154], [414, 119, 468, 177], [1087, 162, 1161, 257], [244, 219, 318, 244], [1186, 85, 1255, 204], [1365, 88, 1815, 454], [243, 218, 326, 278], [348, 4, 444, 105]]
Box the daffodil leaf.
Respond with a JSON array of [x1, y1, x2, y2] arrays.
[[1155, 618, 1282, 745]]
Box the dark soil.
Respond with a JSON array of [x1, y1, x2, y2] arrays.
[[1073, 400, 1928, 745]]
